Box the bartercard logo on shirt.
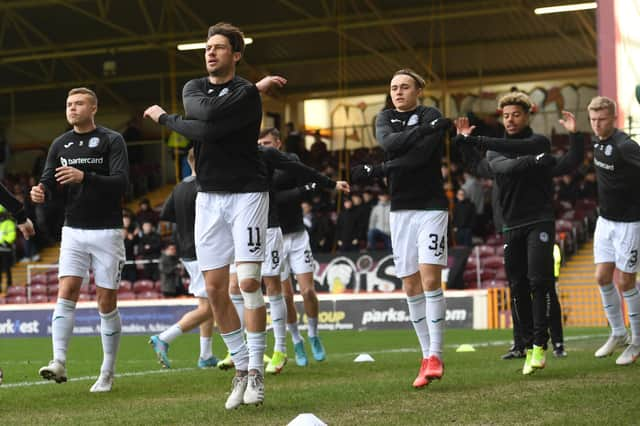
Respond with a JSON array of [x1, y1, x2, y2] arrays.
[[60, 156, 104, 167]]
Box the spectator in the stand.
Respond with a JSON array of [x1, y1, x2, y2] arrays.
[[462, 170, 484, 216], [335, 197, 360, 252], [309, 130, 329, 169], [556, 174, 578, 205], [121, 215, 139, 283], [136, 198, 159, 227], [302, 201, 334, 252], [367, 191, 391, 250], [0, 206, 16, 290], [351, 193, 369, 247], [452, 188, 476, 247], [284, 122, 307, 161], [158, 242, 183, 297], [139, 220, 161, 280], [579, 170, 597, 199], [362, 189, 377, 211]]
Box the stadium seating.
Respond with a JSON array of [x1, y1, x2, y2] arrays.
[[7, 286, 27, 297], [30, 284, 48, 295], [6, 295, 27, 304], [482, 256, 503, 270], [118, 291, 136, 301], [136, 290, 162, 300], [133, 280, 155, 293], [30, 294, 49, 303], [475, 245, 496, 257]]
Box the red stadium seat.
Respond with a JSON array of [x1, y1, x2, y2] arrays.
[[465, 255, 480, 270], [136, 290, 162, 300], [495, 245, 505, 257], [485, 234, 504, 246], [30, 294, 49, 303], [133, 280, 155, 293], [482, 256, 504, 270], [481, 279, 508, 289], [46, 270, 59, 284], [7, 286, 27, 297], [118, 291, 136, 301], [47, 284, 59, 296], [119, 280, 132, 291], [7, 295, 27, 304], [480, 269, 497, 281], [30, 273, 47, 286], [495, 268, 508, 280], [475, 245, 496, 258], [30, 284, 48, 295]]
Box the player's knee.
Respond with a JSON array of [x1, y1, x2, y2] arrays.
[[236, 262, 261, 285], [299, 285, 316, 300], [240, 288, 265, 309]]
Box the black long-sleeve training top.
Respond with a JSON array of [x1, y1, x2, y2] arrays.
[[159, 175, 197, 260], [39, 125, 129, 229], [375, 106, 448, 212], [160, 75, 267, 193], [592, 129, 640, 222], [273, 152, 336, 235], [459, 127, 585, 231]]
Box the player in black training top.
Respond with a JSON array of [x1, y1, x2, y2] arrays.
[[144, 22, 287, 408], [455, 91, 583, 375], [374, 69, 449, 389], [456, 109, 585, 360], [31, 87, 129, 392], [586, 96, 640, 365], [149, 148, 221, 370]]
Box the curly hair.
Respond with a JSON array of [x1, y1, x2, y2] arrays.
[[498, 92, 532, 113]]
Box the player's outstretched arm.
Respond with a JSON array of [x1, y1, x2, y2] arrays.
[[182, 78, 259, 121]]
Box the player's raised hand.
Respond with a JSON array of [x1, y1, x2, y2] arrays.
[[335, 181, 350, 193], [143, 105, 167, 123], [30, 183, 45, 204], [454, 117, 476, 137], [55, 166, 84, 185], [558, 110, 577, 133], [17, 218, 35, 240], [256, 76, 287, 94]]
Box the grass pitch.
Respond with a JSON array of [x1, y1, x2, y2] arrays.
[[0, 328, 637, 425]]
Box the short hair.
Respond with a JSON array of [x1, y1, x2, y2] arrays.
[[588, 96, 617, 116], [259, 127, 280, 140], [68, 87, 98, 105], [392, 68, 425, 89], [498, 92, 532, 112], [207, 22, 245, 56]]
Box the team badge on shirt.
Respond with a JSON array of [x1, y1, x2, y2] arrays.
[[407, 114, 419, 126], [604, 145, 613, 157], [218, 87, 230, 97], [89, 137, 100, 148], [539, 232, 549, 243]]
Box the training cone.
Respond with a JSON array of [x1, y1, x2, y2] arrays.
[[288, 413, 328, 426], [456, 344, 476, 352], [353, 353, 375, 362]]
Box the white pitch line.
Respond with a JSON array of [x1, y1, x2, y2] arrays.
[[1, 367, 195, 389], [0, 333, 609, 388]]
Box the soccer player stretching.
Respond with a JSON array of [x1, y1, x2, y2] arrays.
[[376, 69, 449, 388], [587, 96, 640, 365], [144, 22, 286, 408], [149, 148, 219, 369], [32, 87, 129, 392]]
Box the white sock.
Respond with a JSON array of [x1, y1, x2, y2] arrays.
[[425, 289, 445, 359], [307, 317, 319, 338], [246, 331, 267, 375], [623, 288, 640, 345], [599, 283, 626, 336], [99, 309, 121, 375], [159, 324, 182, 344], [288, 322, 303, 345], [269, 295, 287, 353], [230, 294, 245, 330], [200, 336, 213, 360], [52, 298, 76, 364], [407, 294, 429, 358], [220, 328, 249, 371]]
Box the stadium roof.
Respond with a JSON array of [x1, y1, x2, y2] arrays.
[[0, 0, 597, 114]]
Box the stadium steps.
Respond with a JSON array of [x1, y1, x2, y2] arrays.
[[558, 240, 595, 287], [1, 183, 176, 292]]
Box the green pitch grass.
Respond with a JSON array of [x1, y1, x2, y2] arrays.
[[0, 328, 637, 425]]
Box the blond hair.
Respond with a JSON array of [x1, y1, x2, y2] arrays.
[[68, 87, 98, 105], [498, 92, 532, 112], [588, 96, 617, 116], [392, 68, 425, 89]]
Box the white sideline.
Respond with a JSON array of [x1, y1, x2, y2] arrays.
[[0, 333, 607, 389]]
